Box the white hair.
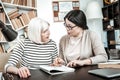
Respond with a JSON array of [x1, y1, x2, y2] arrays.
[[27, 17, 49, 44]]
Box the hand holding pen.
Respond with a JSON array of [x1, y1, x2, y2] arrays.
[[51, 57, 65, 66]]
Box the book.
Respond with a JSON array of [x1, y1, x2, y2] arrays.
[[98, 62, 120, 69], [8, 8, 19, 16], [39, 65, 75, 75]]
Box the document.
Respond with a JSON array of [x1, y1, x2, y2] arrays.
[[39, 65, 75, 75]]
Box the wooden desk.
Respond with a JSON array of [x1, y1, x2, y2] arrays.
[[3, 65, 120, 80]]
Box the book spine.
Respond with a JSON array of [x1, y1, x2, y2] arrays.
[[98, 64, 120, 68]]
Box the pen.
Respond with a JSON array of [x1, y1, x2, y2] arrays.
[[76, 56, 80, 60]]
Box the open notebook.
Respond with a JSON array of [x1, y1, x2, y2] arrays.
[[88, 68, 120, 78], [39, 65, 75, 75]]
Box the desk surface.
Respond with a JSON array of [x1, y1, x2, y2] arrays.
[[3, 65, 120, 80]]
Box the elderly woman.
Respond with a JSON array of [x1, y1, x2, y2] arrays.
[[53, 10, 108, 67], [4, 17, 58, 78]]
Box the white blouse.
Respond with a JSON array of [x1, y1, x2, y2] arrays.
[[65, 33, 83, 62]]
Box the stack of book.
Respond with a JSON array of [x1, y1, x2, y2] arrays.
[[98, 61, 120, 69], [8, 8, 36, 30]]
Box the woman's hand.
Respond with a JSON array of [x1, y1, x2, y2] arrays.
[[67, 60, 84, 67], [51, 57, 65, 66], [67, 59, 92, 67], [17, 66, 31, 78]]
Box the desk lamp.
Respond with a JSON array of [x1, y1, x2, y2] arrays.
[[0, 20, 18, 41]]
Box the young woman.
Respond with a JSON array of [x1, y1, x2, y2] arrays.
[[53, 10, 108, 67], [4, 17, 58, 78]]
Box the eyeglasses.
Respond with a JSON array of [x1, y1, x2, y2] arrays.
[[64, 23, 77, 30]]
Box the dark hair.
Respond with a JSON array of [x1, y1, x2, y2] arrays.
[[64, 10, 88, 30]]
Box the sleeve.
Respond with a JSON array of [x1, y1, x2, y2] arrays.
[[4, 39, 25, 71], [89, 32, 108, 64], [52, 41, 58, 62], [59, 36, 65, 59]]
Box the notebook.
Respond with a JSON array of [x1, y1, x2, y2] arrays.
[[88, 68, 120, 78], [39, 65, 75, 75]]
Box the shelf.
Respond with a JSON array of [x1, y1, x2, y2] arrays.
[[0, 0, 37, 53], [0, 41, 7, 43], [16, 25, 28, 31], [3, 3, 37, 10], [102, 1, 119, 20], [103, 0, 118, 6], [116, 44, 120, 45], [102, 0, 120, 50]]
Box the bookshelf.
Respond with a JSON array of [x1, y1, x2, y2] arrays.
[[0, 0, 37, 53], [102, 0, 120, 49], [52, 0, 79, 22]]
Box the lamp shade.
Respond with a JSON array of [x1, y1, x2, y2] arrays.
[[85, 1, 103, 19], [0, 20, 18, 41]]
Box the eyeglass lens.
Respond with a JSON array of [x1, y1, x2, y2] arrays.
[[64, 23, 76, 30]]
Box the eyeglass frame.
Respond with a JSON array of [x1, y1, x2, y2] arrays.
[[64, 23, 77, 30]]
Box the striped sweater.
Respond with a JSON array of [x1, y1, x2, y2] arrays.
[[6, 38, 58, 69]]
